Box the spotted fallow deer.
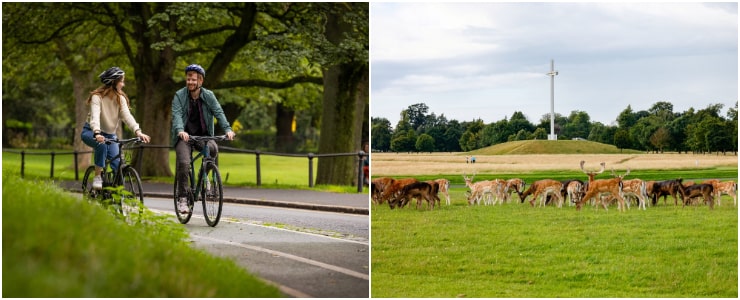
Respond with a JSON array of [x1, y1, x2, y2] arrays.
[[703, 179, 738, 207], [577, 163, 627, 212]]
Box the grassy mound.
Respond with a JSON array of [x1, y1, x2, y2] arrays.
[[470, 140, 642, 155], [2, 173, 282, 297]]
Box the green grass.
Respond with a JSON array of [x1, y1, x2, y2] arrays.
[[371, 188, 738, 298], [472, 140, 643, 155], [2, 172, 283, 297], [2, 150, 358, 193]]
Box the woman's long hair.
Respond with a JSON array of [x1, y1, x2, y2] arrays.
[[86, 78, 131, 109]]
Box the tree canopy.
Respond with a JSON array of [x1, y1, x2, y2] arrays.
[[3, 3, 369, 184]]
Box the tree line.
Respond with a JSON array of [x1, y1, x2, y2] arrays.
[[372, 101, 738, 154]]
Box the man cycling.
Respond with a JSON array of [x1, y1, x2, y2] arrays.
[[171, 64, 235, 214]]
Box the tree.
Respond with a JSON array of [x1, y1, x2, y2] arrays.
[[648, 101, 675, 123], [441, 120, 464, 152], [371, 117, 392, 151], [614, 129, 631, 153], [532, 127, 548, 140], [390, 130, 416, 152], [3, 3, 124, 166], [649, 127, 670, 153], [510, 129, 530, 141], [402, 103, 430, 132], [616, 105, 637, 129], [562, 110, 591, 140], [630, 116, 661, 151], [415, 134, 435, 152], [315, 3, 369, 185], [459, 131, 478, 152], [5, 3, 366, 181]]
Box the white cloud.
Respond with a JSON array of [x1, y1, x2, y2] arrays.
[[370, 2, 738, 127]]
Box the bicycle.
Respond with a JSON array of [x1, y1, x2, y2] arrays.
[[81, 137, 144, 217], [174, 135, 227, 227]]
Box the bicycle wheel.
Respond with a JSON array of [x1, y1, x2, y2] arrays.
[[174, 167, 194, 224], [201, 162, 223, 227], [121, 166, 144, 217], [81, 166, 99, 200]]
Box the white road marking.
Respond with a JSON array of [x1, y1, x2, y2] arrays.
[[190, 234, 370, 281]]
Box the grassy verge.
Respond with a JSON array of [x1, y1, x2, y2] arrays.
[[2, 172, 283, 297], [371, 187, 738, 297], [2, 150, 359, 193]]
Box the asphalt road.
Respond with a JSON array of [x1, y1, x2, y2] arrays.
[[61, 181, 370, 298]]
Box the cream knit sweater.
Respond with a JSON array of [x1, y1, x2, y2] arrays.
[[87, 93, 140, 134]]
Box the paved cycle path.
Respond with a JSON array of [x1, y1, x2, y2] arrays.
[[60, 181, 370, 215]]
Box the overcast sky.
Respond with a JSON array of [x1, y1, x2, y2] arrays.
[[370, 2, 738, 128]]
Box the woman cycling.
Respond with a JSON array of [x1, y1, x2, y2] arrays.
[[81, 67, 150, 190]]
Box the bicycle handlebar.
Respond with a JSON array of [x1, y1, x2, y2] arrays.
[[104, 137, 143, 145], [187, 135, 229, 143]]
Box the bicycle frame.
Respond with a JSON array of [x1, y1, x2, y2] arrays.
[[102, 138, 140, 187], [186, 140, 217, 201]]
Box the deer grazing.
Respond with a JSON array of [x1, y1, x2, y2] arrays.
[[561, 179, 585, 206], [679, 183, 714, 209], [702, 179, 737, 207], [649, 179, 684, 206], [463, 172, 506, 206], [504, 178, 526, 203], [620, 177, 648, 210], [519, 179, 565, 208], [390, 181, 436, 210], [577, 162, 627, 212]]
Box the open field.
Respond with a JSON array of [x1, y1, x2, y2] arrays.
[[371, 195, 738, 297], [370, 152, 738, 297], [371, 152, 738, 177]]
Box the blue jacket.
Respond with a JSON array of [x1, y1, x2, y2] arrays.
[[171, 87, 232, 146]]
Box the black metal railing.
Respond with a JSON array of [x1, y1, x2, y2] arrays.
[[4, 144, 369, 193]]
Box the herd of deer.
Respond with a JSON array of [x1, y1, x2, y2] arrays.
[[370, 161, 737, 212]]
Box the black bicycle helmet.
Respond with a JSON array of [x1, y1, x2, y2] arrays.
[[185, 64, 206, 77], [99, 67, 125, 86]]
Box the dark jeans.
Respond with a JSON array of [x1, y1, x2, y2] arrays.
[[175, 139, 218, 195], [81, 123, 120, 171]]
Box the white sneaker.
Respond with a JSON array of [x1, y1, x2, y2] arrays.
[[92, 175, 103, 190], [178, 197, 190, 214]]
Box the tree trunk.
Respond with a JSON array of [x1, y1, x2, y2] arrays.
[[315, 4, 369, 186], [133, 76, 177, 177], [72, 72, 96, 171], [316, 63, 368, 185], [275, 102, 296, 153]]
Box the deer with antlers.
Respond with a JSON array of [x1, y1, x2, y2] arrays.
[[577, 161, 627, 212]]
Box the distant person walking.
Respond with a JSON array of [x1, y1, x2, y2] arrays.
[[471, 156, 476, 164]]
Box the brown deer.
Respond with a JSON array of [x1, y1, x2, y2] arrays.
[[679, 183, 714, 209], [577, 164, 627, 212], [520, 179, 565, 208]]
